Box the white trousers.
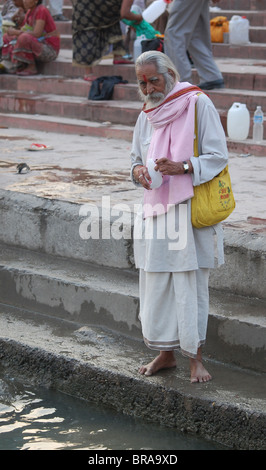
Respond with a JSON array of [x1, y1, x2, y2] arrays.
[[139, 268, 210, 358], [164, 0, 223, 82]]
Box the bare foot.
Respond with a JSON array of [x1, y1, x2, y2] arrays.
[[139, 351, 176, 376], [16, 64, 37, 76], [190, 358, 212, 383]]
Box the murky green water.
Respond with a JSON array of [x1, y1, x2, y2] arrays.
[[0, 373, 225, 451]]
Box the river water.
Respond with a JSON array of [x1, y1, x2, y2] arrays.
[[0, 373, 225, 451]]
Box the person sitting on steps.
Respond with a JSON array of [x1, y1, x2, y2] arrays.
[[0, 0, 60, 75]]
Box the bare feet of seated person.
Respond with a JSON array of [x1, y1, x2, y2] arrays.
[[16, 64, 38, 76]]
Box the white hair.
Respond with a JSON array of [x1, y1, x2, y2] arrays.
[[135, 50, 180, 84]]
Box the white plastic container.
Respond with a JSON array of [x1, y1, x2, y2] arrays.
[[142, 0, 168, 24], [133, 34, 146, 62], [147, 159, 163, 189], [227, 102, 250, 141], [252, 106, 264, 143], [229, 15, 249, 45]]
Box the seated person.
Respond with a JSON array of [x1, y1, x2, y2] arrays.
[[1, 0, 60, 75]]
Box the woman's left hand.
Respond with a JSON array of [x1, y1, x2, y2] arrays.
[[7, 27, 20, 36]]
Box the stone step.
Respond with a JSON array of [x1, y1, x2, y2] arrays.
[[42, 51, 266, 94], [54, 2, 266, 55], [1, 87, 265, 146], [1, 303, 265, 451], [58, 2, 266, 24], [212, 42, 266, 59], [58, 30, 266, 60], [210, 10, 266, 27], [0, 112, 134, 141], [209, 88, 266, 116], [1, 112, 266, 156], [249, 26, 266, 42], [61, 5, 72, 19], [36, 76, 266, 113], [57, 9, 266, 33], [0, 75, 139, 100], [39, 56, 137, 80], [0, 242, 265, 374], [2, 65, 265, 98], [0, 89, 140, 125], [55, 21, 72, 35], [218, 0, 266, 10], [7, 44, 265, 88], [59, 0, 266, 18], [59, 27, 266, 51], [0, 189, 265, 299]]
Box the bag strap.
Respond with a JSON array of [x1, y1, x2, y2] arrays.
[[193, 92, 203, 158]]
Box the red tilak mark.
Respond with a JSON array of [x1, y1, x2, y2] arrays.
[[143, 75, 147, 82]]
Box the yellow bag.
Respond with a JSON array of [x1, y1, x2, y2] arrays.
[[210, 16, 229, 43], [191, 105, 235, 229]]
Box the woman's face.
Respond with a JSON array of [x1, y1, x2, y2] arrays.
[[23, 0, 38, 10]]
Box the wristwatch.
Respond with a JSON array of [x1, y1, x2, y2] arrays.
[[182, 161, 189, 174]]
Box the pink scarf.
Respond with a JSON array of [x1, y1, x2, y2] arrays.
[[143, 82, 201, 218]]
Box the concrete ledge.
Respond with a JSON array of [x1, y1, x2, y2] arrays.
[[0, 189, 135, 270], [0, 244, 140, 338], [0, 243, 265, 372], [210, 224, 266, 300], [0, 307, 265, 450], [1, 189, 266, 299]]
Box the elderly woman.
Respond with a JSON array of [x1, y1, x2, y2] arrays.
[[0, 0, 60, 75], [72, 0, 142, 67]]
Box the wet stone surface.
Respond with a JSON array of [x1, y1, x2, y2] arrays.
[[1, 127, 266, 222]]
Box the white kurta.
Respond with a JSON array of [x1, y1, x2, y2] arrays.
[[130, 92, 228, 357]]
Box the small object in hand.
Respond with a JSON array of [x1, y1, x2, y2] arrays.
[[17, 163, 30, 174], [147, 158, 163, 189]]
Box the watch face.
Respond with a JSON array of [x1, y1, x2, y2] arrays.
[[183, 162, 189, 173]]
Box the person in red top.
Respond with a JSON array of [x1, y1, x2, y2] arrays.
[[1, 0, 60, 75]]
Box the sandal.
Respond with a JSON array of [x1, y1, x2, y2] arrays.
[[83, 75, 97, 82], [16, 68, 38, 76], [27, 143, 53, 151], [113, 58, 133, 65]]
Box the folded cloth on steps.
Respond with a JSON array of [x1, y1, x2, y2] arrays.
[[88, 75, 128, 101]]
